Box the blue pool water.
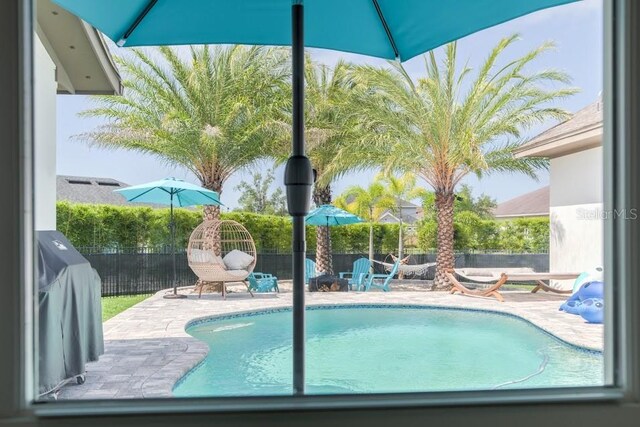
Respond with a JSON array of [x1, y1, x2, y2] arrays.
[[173, 306, 603, 397]]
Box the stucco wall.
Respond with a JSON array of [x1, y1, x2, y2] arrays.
[[550, 203, 604, 288], [34, 35, 57, 231], [550, 146, 603, 206], [549, 147, 603, 286]]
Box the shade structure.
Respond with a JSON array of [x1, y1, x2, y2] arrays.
[[306, 205, 364, 227], [116, 177, 221, 207], [116, 177, 221, 298], [52, 0, 576, 62], [306, 205, 363, 275], [54, 0, 578, 395]]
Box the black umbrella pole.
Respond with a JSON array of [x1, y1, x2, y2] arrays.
[[164, 195, 185, 299], [284, 2, 312, 396]]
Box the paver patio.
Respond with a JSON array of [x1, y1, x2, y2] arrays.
[[56, 283, 604, 400]]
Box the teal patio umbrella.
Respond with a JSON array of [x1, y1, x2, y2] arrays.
[[116, 177, 221, 299], [53, 0, 578, 394], [306, 205, 364, 275], [306, 205, 364, 227]]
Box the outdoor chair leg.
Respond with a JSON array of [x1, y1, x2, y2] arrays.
[[197, 282, 204, 299], [243, 280, 255, 297]]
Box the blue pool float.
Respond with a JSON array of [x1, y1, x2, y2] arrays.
[[560, 281, 604, 316], [574, 281, 604, 301], [559, 299, 582, 315], [572, 267, 604, 293], [578, 298, 604, 324]]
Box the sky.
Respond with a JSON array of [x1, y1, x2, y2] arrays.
[[54, 0, 602, 210]]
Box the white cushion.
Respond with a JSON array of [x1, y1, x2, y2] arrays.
[[223, 249, 254, 270], [227, 269, 249, 277]]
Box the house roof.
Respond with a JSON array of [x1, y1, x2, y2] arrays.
[[378, 211, 420, 224], [57, 175, 193, 209], [57, 175, 132, 205], [515, 98, 603, 159], [37, 0, 122, 95], [493, 186, 549, 218]]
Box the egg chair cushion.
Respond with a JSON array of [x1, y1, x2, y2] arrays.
[[227, 269, 250, 278], [223, 249, 254, 270]]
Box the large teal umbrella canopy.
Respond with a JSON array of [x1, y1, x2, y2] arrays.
[[52, 0, 575, 61], [116, 177, 221, 207], [306, 205, 364, 227], [116, 177, 221, 299], [53, 0, 578, 395]]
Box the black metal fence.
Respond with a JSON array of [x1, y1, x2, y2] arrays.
[[79, 246, 550, 297], [79, 247, 197, 297]]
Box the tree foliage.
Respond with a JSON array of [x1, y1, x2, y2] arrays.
[[77, 45, 289, 196], [421, 184, 497, 220], [234, 167, 286, 215], [348, 35, 576, 286]]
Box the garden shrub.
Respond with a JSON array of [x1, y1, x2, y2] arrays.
[[417, 214, 549, 252], [56, 202, 401, 253]]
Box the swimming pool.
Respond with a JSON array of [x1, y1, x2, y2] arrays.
[[173, 305, 603, 397]]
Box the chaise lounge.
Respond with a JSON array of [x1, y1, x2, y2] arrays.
[[445, 268, 580, 302]]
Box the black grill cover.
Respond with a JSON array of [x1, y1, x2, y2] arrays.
[[37, 231, 104, 395]]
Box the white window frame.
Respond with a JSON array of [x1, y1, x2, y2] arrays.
[[1, 0, 639, 425]]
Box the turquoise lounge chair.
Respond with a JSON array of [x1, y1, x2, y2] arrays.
[[339, 258, 371, 291], [247, 272, 279, 293], [305, 258, 317, 284], [363, 261, 400, 292]]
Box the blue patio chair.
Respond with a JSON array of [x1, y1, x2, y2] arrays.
[[247, 272, 279, 293], [363, 261, 400, 292], [305, 258, 317, 284], [339, 258, 371, 291]]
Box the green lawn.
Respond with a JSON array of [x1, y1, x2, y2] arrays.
[[101, 294, 151, 322]]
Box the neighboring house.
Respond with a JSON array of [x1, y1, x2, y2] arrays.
[[515, 98, 603, 279], [57, 175, 170, 209], [35, 0, 122, 231], [493, 186, 550, 221], [57, 176, 131, 205], [377, 199, 422, 233]]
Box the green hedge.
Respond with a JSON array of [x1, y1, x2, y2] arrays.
[[57, 202, 548, 253], [417, 212, 549, 252], [56, 202, 400, 253]]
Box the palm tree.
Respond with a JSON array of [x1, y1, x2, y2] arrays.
[[335, 182, 395, 270], [78, 45, 290, 222], [352, 36, 577, 289], [375, 173, 427, 262], [273, 59, 367, 275]]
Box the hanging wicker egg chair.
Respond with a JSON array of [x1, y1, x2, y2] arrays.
[[187, 220, 257, 298]]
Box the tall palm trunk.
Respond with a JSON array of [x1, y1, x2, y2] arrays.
[[202, 180, 223, 254], [313, 184, 333, 275], [202, 180, 223, 221], [433, 191, 455, 290], [197, 180, 223, 293]]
